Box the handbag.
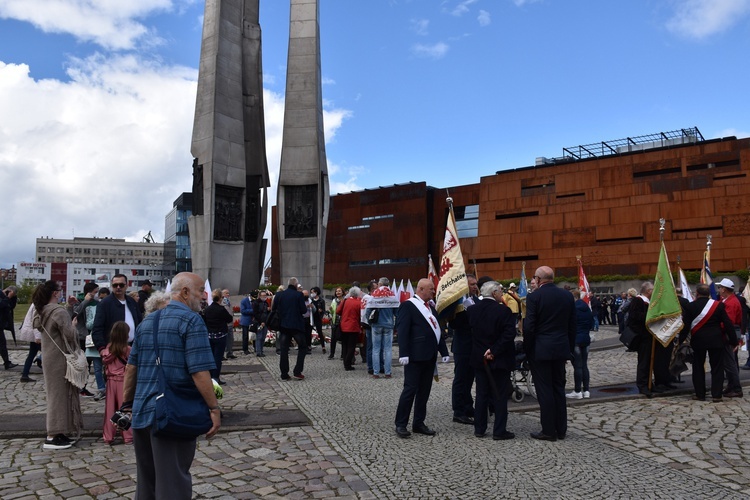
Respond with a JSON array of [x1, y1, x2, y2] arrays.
[[368, 308, 380, 323], [266, 310, 281, 331], [619, 325, 640, 350], [40, 317, 89, 390], [669, 333, 694, 377], [150, 310, 213, 440]]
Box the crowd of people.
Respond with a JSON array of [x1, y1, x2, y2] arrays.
[[3, 267, 749, 497]]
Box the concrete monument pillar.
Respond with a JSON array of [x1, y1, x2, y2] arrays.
[[189, 0, 270, 293], [277, 0, 330, 289]]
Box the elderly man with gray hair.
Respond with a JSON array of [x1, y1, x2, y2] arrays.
[[466, 280, 517, 440]]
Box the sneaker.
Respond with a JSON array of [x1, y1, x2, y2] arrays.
[[566, 391, 583, 399], [20, 376, 35, 382], [80, 388, 95, 397], [292, 373, 305, 380], [43, 434, 72, 450], [582, 391, 591, 399], [94, 390, 106, 401]]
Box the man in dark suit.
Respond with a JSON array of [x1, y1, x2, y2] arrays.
[[523, 266, 576, 441], [92, 273, 142, 350], [682, 284, 735, 402], [447, 274, 479, 425], [466, 281, 517, 440], [272, 277, 307, 381], [394, 278, 450, 438]]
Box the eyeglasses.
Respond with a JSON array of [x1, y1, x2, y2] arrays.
[[112, 283, 127, 288]]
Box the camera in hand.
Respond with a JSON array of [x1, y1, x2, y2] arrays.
[[110, 410, 132, 431]]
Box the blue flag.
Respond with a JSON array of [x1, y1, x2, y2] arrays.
[[517, 262, 528, 298]]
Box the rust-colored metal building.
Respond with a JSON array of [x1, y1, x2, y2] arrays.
[[272, 129, 750, 285]]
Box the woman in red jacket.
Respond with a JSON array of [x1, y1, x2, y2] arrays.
[[337, 287, 363, 371]]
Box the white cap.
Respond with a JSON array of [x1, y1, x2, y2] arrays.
[[509, 283, 517, 288], [717, 278, 735, 289]]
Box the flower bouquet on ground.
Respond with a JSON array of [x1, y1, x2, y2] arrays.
[[264, 331, 277, 348]]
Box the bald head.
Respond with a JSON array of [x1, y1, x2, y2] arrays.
[[534, 266, 554, 285], [416, 278, 435, 302]]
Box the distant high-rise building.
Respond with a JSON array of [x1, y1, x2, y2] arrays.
[[164, 193, 193, 274]]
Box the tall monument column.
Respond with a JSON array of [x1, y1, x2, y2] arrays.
[[277, 0, 330, 288], [189, 0, 270, 293]]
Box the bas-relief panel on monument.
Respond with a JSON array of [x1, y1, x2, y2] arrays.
[[245, 175, 261, 243], [215, 185, 244, 241], [192, 160, 204, 216], [284, 185, 317, 238]]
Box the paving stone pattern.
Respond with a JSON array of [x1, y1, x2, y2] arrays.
[[0, 326, 748, 498]]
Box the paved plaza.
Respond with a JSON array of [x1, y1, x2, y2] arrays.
[[1, 325, 749, 499]]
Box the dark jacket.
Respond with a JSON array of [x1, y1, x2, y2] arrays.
[[203, 301, 233, 334], [466, 298, 516, 371], [137, 289, 150, 314], [395, 299, 449, 362], [252, 298, 269, 325], [447, 296, 478, 355], [91, 293, 142, 350], [574, 299, 594, 346], [682, 297, 735, 349], [523, 283, 576, 361], [625, 296, 650, 338], [272, 285, 306, 332], [239, 296, 253, 327]]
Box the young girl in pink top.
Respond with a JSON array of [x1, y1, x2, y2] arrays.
[[102, 321, 132, 444]]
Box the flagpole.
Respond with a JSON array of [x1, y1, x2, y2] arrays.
[[647, 218, 667, 392]]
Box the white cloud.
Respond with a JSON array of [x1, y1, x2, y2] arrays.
[[450, 0, 479, 17], [511, 0, 541, 6], [666, 0, 750, 39], [327, 161, 364, 194], [477, 10, 491, 26], [0, 0, 194, 50], [0, 52, 352, 267], [411, 42, 450, 60], [411, 18, 429, 36]]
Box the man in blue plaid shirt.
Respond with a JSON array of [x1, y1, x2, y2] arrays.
[[123, 272, 220, 499]]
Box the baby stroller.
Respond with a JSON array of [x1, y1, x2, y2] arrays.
[[511, 340, 536, 402]]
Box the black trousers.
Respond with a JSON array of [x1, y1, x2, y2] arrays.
[[451, 353, 475, 418], [530, 359, 567, 438], [474, 366, 509, 436], [278, 328, 306, 377], [341, 331, 358, 369], [692, 346, 724, 399], [395, 356, 437, 428]]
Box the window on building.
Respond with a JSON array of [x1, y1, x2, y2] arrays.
[[455, 204, 479, 238]]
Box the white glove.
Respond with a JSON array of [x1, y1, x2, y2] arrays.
[[442, 356, 450, 363], [399, 357, 409, 366]]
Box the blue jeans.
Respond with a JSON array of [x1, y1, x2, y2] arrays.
[[92, 357, 105, 391], [365, 327, 373, 369], [22, 342, 41, 378], [370, 326, 392, 376], [572, 344, 590, 392], [255, 326, 267, 355], [592, 315, 599, 331]]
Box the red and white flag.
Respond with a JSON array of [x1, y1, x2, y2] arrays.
[[577, 258, 590, 307], [428, 254, 439, 290]]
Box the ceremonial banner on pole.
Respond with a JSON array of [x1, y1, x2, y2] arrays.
[[428, 254, 439, 290], [204, 278, 213, 306], [517, 262, 528, 299], [436, 204, 469, 321], [700, 250, 717, 299], [678, 266, 693, 302], [646, 242, 684, 347], [577, 257, 591, 306]]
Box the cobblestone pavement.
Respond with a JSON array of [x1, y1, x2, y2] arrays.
[[0, 326, 749, 498]]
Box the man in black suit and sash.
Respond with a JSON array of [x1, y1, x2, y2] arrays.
[[394, 278, 450, 438], [682, 283, 735, 402], [523, 266, 576, 442]]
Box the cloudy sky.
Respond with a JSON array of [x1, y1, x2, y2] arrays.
[[1, 0, 749, 268]]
